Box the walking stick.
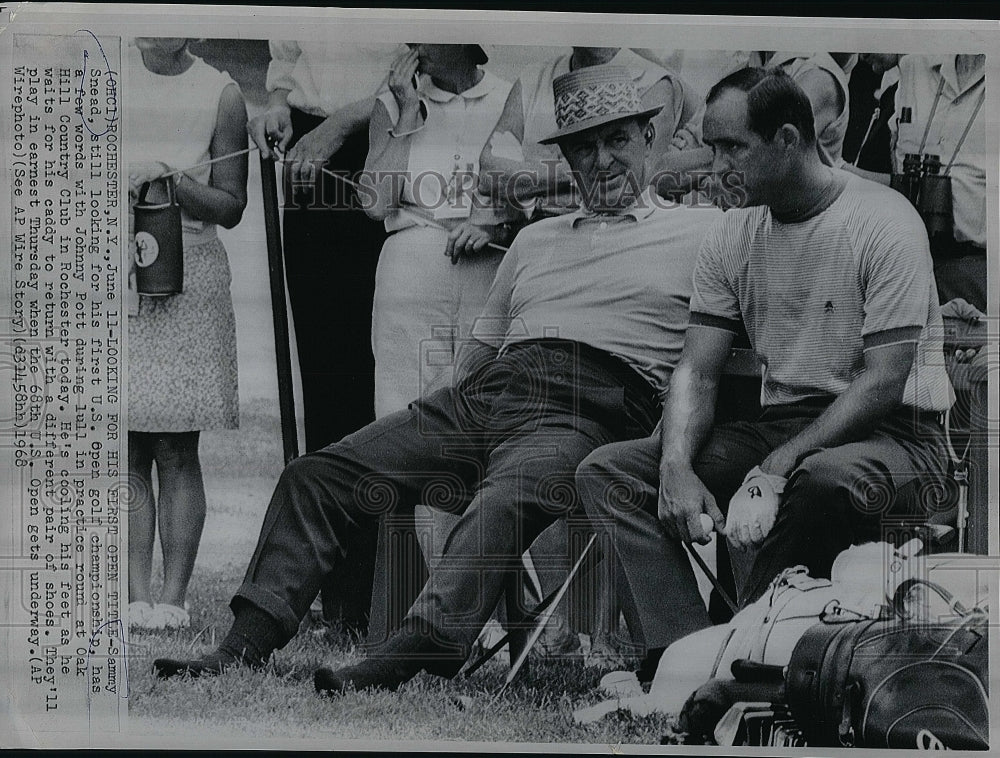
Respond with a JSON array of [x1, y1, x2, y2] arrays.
[[259, 149, 299, 464]]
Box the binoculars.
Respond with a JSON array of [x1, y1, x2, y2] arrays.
[[890, 153, 954, 255]]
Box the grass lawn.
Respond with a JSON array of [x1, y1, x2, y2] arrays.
[[127, 586, 683, 746], [126, 399, 686, 747]]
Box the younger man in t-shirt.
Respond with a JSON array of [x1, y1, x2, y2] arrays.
[[577, 68, 953, 671]]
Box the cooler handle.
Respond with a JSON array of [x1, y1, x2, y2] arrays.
[[136, 176, 176, 206]]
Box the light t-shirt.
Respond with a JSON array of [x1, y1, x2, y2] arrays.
[[690, 169, 954, 412], [474, 194, 723, 395]]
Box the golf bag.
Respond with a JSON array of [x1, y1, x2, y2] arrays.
[[785, 578, 989, 750]]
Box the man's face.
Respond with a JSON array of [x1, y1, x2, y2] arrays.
[[559, 118, 649, 212], [702, 89, 780, 208]]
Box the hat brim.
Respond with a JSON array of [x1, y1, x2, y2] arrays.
[[537, 104, 664, 145]]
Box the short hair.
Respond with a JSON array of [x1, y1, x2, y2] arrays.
[[706, 67, 817, 146]]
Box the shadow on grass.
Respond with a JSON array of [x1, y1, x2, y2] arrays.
[[127, 564, 682, 745]]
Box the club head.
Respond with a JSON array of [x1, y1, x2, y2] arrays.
[[713, 701, 776, 746]]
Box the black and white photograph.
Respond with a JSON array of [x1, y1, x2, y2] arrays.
[[0, 4, 996, 752]]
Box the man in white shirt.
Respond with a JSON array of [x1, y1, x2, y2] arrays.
[[890, 54, 987, 311]]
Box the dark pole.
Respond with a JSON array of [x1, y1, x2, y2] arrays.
[[259, 152, 299, 465]]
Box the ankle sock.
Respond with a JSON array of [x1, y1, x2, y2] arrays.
[[152, 604, 284, 679], [314, 619, 466, 693], [218, 603, 284, 666]]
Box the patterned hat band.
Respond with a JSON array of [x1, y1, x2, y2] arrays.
[[539, 64, 663, 145]]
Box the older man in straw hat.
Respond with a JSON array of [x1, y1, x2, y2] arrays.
[[153, 66, 722, 694]]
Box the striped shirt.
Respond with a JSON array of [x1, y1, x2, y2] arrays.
[[474, 193, 722, 395], [690, 169, 954, 412]]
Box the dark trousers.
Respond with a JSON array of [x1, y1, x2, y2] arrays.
[[232, 341, 659, 669], [282, 109, 387, 628], [283, 108, 385, 450], [577, 403, 949, 652]]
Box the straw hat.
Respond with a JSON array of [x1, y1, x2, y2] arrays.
[[538, 64, 663, 145]]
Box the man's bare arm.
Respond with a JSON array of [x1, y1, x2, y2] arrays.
[[478, 79, 574, 205], [759, 340, 917, 478], [453, 240, 518, 384], [658, 324, 735, 544]]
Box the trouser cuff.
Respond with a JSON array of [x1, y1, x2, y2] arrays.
[[231, 582, 302, 643]]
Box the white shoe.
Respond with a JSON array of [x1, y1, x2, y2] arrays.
[[128, 601, 155, 629], [150, 602, 190, 630], [598, 670, 643, 698]]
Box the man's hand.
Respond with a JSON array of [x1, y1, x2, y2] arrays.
[[658, 467, 725, 545], [670, 126, 699, 151], [725, 466, 787, 550], [247, 105, 293, 160], [759, 446, 799, 479], [285, 118, 349, 185], [445, 222, 496, 264], [941, 297, 986, 364], [941, 296, 985, 323]]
